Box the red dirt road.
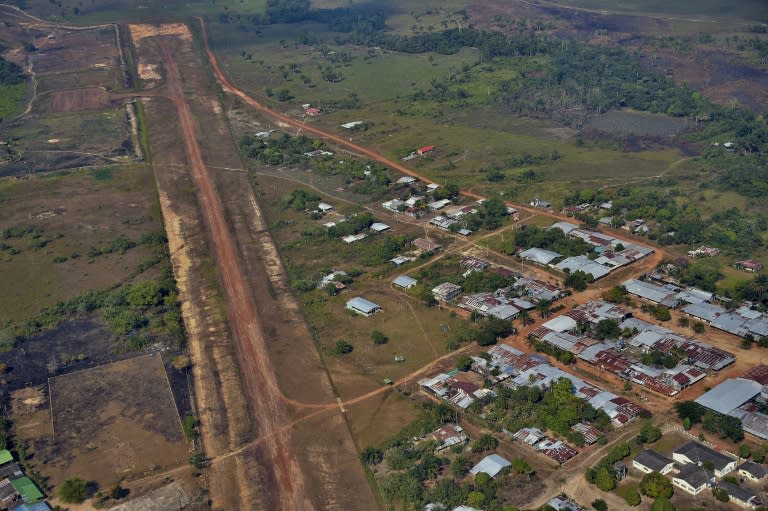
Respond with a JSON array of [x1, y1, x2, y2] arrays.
[[157, 41, 313, 510], [197, 18, 669, 257]]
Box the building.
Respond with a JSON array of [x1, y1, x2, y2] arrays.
[[738, 461, 767, 482], [417, 145, 436, 156], [370, 222, 390, 233], [432, 282, 462, 302], [546, 496, 588, 511], [390, 256, 414, 267], [317, 202, 333, 213], [715, 482, 762, 509], [340, 121, 365, 129], [519, 247, 562, 266], [9, 478, 43, 504], [571, 423, 601, 445], [633, 450, 676, 475], [392, 275, 418, 290], [413, 238, 442, 254], [736, 260, 763, 272], [342, 233, 367, 244], [430, 425, 467, 451], [688, 245, 720, 258], [345, 297, 382, 317], [555, 256, 611, 280], [672, 464, 711, 495], [673, 441, 737, 478], [622, 278, 680, 307], [470, 454, 511, 478]]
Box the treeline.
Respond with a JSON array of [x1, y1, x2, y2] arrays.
[[505, 225, 593, 257], [676, 401, 744, 442], [0, 57, 24, 86]]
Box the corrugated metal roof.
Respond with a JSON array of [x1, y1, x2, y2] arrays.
[[346, 297, 381, 314], [695, 378, 761, 414], [519, 247, 562, 265], [470, 454, 512, 478], [392, 275, 417, 288]]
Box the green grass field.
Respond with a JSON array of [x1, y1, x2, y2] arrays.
[[546, 0, 768, 21], [0, 83, 26, 123]]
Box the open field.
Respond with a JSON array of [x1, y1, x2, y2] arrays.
[[42, 354, 187, 486], [544, 0, 768, 21]]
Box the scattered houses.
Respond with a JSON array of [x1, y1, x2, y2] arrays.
[[513, 428, 578, 464], [346, 297, 382, 317], [0, 450, 46, 510]]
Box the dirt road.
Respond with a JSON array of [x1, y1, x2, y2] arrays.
[[156, 41, 312, 510]]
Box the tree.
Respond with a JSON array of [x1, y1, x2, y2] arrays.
[[650, 496, 675, 511], [640, 471, 673, 498], [451, 455, 471, 478], [511, 458, 534, 479], [371, 330, 388, 345], [739, 444, 751, 459], [592, 499, 608, 511], [471, 433, 499, 453], [360, 447, 383, 465], [636, 422, 662, 444], [456, 355, 474, 371], [594, 466, 616, 491], [334, 339, 353, 355], [58, 477, 88, 503], [474, 471, 492, 489], [466, 491, 486, 508], [712, 487, 730, 502], [622, 488, 641, 506], [594, 319, 621, 340]]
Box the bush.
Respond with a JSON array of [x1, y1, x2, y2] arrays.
[[592, 499, 608, 511], [456, 355, 473, 371], [471, 434, 498, 453], [334, 339, 353, 355], [58, 477, 88, 503], [640, 472, 673, 499], [371, 330, 388, 345], [360, 446, 383, 465]]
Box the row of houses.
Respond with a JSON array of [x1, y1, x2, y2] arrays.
[[632, 442, 764, 508], [529, 301, 734, 396], [622, 276, 768, 340], [694, 365, 768, 441], [518, 222, 654, 281], [0, 450, 49, 511]]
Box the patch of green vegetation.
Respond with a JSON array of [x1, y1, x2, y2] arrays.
[[0, 83, 26, 122], [91, 167, 114, 181], [546, 0, 768, 21]]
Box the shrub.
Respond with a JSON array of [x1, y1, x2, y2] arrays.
[[58, 477, 88, 503], [334, 339, 353, 355], [371, 330, 388, 345]]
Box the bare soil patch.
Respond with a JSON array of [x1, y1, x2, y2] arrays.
[[49, 87, 113, 112], [45, 354, 187, 486]]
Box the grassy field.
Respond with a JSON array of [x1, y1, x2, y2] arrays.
[[0, 83, 26, 122], [546, 0, 768, 21], [0, 165, 162, 324]]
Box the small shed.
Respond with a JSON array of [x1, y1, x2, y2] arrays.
[[0, 451, 12, 466], [470, 454, 511, 479], [318, 202, 333, 213], [10, 477, 43, 503], [370, 222, 390, 233]]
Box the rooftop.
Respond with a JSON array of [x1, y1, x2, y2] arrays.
[[470, 454, 511, 478], [675, 441, 735, 471], [634, 449, 674, 472], [519, 247, 562, 265], [694, 378, 762, 415], [392, 275, 418, 288], [675, 464, 710, 489], [346, 297, 381, 314]]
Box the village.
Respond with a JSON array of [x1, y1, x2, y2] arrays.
[[291, 160, 768, 511]]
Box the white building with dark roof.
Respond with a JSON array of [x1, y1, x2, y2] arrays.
[[633, 450, 675, 475], [673, 464, 711, 495], [673, 441, 737, 478]]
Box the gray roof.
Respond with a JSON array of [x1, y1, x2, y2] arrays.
[[739, 461, 767, 479], [392, 275, 418, 288], [519, 247, 562, 265], [675, 441, 735, 471], [556, 256, 611, 280], [682, 302, 724, 323], [550, 221, 579, 234], [346, 297, 381, 314], [716, 481, 759, 504], [675, 464, 710, 488], [470, 454, 511, 478], [634, 450, 674, 472], [695, 378, 762, 415], [622, 279, 679, 307]]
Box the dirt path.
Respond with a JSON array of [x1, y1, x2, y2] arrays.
[[156, 41, 312, 510]]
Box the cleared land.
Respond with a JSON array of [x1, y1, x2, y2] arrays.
[[39, 354, 186, 487]]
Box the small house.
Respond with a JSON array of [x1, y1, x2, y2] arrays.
[[426, 183, 440, 193], [633, 450, 675, 475], [417, 145, 435, 156], [736, 260, 763, 273], [342, 233, 367, 244], [346, 297, 382, 317], [672, 464, 711, 496], [470, 454, 511, 479], [0, 479, 19, 509], [9, 477, 43, 503], [397, 176, 417, 185], [392, 275, 418, 290], [413, 238, 442, 254], [305, 107, 321, 116], [432, 282, 462, 302], [738, 461, 767, 482], [571, 423, 601, 445], [390, 256, 413, 267], [715, 482, 762, 509], [430, 425, 467, 451], [613, 461, 627, 481], [317, 202, 333, 213], [370, 222, 390, 233]]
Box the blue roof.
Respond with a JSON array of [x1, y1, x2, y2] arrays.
[[392, 275, 417, 288], [346, 297, 381, 313], [11, 503, 52, 511]]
